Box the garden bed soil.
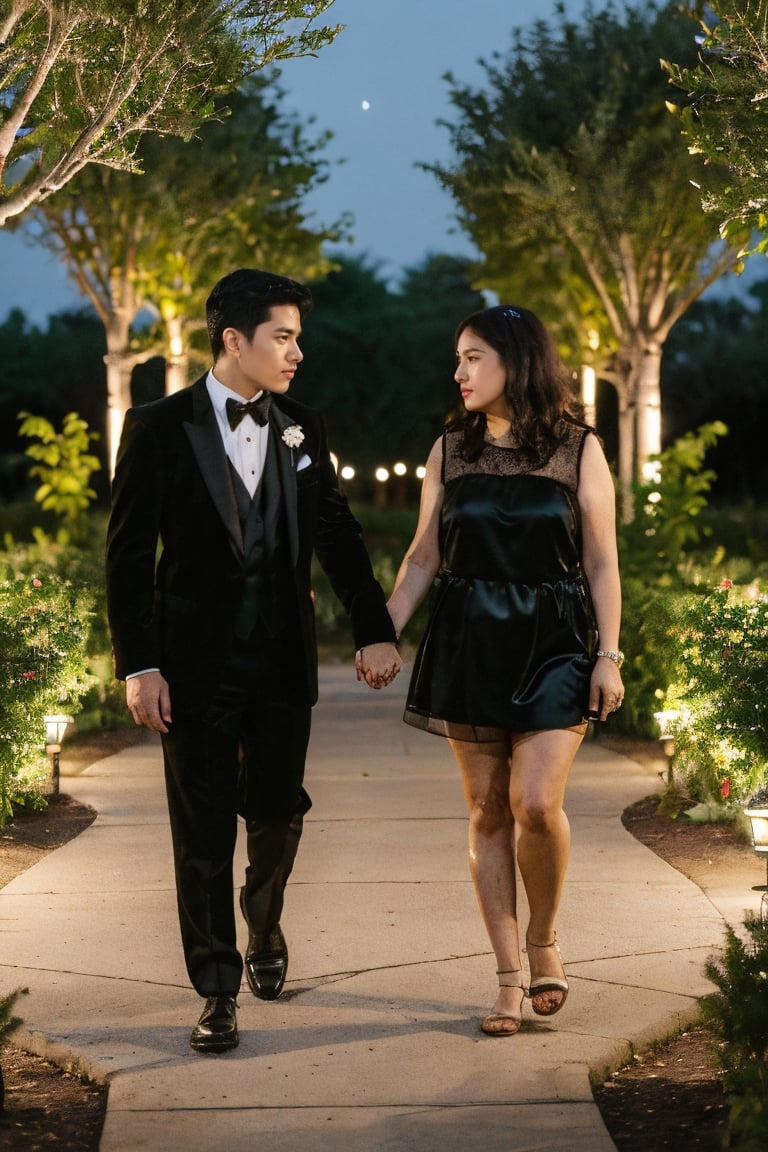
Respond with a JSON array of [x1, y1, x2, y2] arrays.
[[0, 730, 754, 1150]]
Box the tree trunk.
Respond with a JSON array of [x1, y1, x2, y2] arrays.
[[164, 314, 189, 394], [617, 395, 635, 525], [635, 340, 663, 478], [612, 336, 664, 523], [104, 314, 141, 478], [103, 264, 152, 476], [580, 364, 597, 428]]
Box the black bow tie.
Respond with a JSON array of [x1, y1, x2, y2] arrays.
[[225, 393, 272, 430]]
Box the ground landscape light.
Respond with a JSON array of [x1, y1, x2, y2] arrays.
[[744, 788, 768, 893], [653, 709, 678, 787], [44, 714, 73, 795]]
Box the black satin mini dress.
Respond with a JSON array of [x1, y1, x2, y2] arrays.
[[404, 421, 599, 741]]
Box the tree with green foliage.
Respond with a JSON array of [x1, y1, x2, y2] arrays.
[[17, 411, 100, 544], [397, 252, 488, 432], [292, 253, 485, 476], [661, 279, 768, 499], [431, 0, 745, 518], [140, 77, 345, 394], [664, 0, 768, 252], [0, 0, 340, 226], [25, 74, 343, 473], [292, 256, 396, 473]]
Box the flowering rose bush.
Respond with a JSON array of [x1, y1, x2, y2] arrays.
[[0, 572, 93, 823], [663, 580, 768, 807]]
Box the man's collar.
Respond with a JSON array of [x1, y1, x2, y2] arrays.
[[206, 368, 266, 412]]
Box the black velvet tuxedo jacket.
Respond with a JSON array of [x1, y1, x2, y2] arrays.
[[106, 375, 395, 711]]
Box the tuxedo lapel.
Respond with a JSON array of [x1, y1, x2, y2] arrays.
[[183, 379, 244, 556], [269, 403, 300, 567]]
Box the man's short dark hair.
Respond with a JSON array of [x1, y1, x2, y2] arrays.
[[206, 269, 313, 360]]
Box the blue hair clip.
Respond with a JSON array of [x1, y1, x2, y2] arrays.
[[502, 307, 521, 319]]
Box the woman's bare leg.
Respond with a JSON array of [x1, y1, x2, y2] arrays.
[[449, 737, 523, 1028], [508, 727, 584, 1013]]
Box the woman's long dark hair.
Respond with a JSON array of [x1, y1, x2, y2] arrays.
[[449, 305, 581, 464]]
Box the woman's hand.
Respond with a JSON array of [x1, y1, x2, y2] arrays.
[[355, 643, 402, 689], [587, 658, 624, 722]]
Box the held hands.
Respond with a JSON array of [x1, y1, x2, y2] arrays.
[[355, 643, 402, 690], [126, 670, 172, 733], [587, 659, 624, 723]]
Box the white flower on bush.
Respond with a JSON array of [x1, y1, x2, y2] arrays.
[[282, 425, 304, 449]]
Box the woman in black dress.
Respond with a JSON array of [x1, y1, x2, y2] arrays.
[[383, 305, 623, 1035]]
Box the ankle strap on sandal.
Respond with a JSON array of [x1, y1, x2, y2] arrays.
[[496, 968, 523, 987]]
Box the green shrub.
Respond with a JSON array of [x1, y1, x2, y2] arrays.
[[0, 529, 129, 744], [702, 916, 768, 1151], [619, 422, 728, 584], [610, 422, 743, 742], [610, 578, 681, 738], [1, 411, 118, 747], [663, 580, 768, 806], [0, 570, 93, 823]]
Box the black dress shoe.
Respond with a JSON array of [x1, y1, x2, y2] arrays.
[[244, 924, 288, 1000], [190, 995, 238, 1053]]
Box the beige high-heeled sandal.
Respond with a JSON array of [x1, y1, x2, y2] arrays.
[[480, 970, 524, 1036], [524, 937, 569, 1017]]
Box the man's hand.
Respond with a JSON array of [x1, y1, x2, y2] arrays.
[[126, 671, 172, 733], [355, 643, 401, 690]]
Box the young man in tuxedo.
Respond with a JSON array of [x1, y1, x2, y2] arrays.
[[106, 269, 401, 1053]]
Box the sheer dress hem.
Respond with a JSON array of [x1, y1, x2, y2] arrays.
[[403, 708, 590, 743]]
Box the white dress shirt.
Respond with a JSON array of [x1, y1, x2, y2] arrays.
[[206, 369, 270, 497]]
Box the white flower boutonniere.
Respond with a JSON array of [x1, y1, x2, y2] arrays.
[[282, 425, 304, 450]]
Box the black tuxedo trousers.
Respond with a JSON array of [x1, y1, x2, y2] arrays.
[[162, 625, 311, 997]]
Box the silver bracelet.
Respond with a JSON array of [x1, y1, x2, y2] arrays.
[[596, 649, 624, 667]]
